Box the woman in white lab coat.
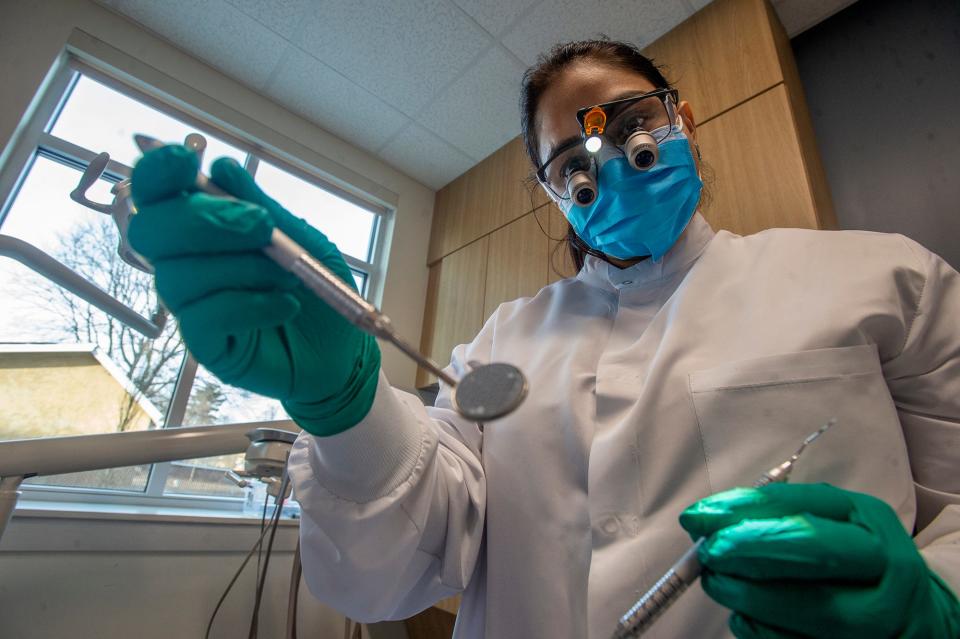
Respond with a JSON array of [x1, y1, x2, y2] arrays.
[[128, 39, 960, 638]]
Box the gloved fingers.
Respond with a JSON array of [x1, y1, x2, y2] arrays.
[[153, 253, 300, 313], [210, 156, 280, 211], [177, 290, 301, 351], [680, 483, 855, 539], [131, 145, 200, 207], [702, 571, 836, 635], [208, 158, 353, 287], [729, 613, 813, 639], [698, 513, 886, 582], [128, 193, 275, 261]]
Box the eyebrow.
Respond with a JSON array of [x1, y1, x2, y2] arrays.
[[543, 134, 583, 168]]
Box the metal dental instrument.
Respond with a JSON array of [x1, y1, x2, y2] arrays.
[[132, 134, 528, 421], [611, 418, 837, 639]]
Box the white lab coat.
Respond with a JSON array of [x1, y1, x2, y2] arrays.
[[288, 213, 960, 638]]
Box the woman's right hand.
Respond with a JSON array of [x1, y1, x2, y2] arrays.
[[128, 145, 381, 436]]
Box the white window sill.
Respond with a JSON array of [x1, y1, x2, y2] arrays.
[[1, 500, 300, 553], [12, 499, 300, 525]]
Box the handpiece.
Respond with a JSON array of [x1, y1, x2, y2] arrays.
[[131, 135, 527, 422], [611, 419, 837, 639]]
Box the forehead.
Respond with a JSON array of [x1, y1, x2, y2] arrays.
[[536, 61, 658, 164]]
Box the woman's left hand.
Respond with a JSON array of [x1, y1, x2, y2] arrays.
[[679, 483, 960, 638]]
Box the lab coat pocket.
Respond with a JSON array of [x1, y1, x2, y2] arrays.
[[688, 344, 915, 522]]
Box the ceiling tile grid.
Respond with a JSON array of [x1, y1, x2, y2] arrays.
[[92, 0, 858, 189], [413, 45, 528, 162], [499, 0, 697, 66], [771, 0, 860, 36], [224, 0, 314, 41], [289, 0, 494, 116], [98, 0, 288, 90], [262, 46, 410, 154], [379, 121, 476, 189], [450, 0, 543, 38]]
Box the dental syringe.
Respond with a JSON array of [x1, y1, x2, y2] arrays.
[[132, 134, 527, 422], [611, 419, 837, 639]]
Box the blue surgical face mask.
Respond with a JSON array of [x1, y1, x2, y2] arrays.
[[560, 126, 703, 261]]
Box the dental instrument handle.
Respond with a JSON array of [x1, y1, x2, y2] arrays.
[[611, 469, 780, 639], [611, 419, 836, 638], [611, 539, 704, 639], [264, 229, 458, 388]]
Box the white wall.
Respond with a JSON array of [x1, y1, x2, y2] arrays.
[[0, 507, 409, 639], [0, 0, 436, 392]]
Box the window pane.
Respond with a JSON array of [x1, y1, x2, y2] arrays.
[[351, 269, 368, 295], [164, 365, 291, 498], [0, 156, 185, 492], [254, 160, 376, 261], [50, 75, 247, 173]]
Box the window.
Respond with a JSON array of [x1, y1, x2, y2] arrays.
[[0, 61, 387, 509]]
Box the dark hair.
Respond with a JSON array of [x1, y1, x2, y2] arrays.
[[520, 39, 674, 273]]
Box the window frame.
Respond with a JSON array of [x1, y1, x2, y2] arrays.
[[0, 55, 391, 512]]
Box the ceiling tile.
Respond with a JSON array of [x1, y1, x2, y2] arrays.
[[773, 0, 860, 36], [98, 0, 287, 89], [687, 0, 714, 10], [292, 0, 493, 116], [501, 0, 695, 66], [378, 123, 475, 189], [415, 46, 526, 161], [451, 0, 541, 37], [264, 48, 409, 154], [224, 0, 312, 40]]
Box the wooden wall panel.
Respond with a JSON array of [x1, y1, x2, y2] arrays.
[[765, 0, 837, 229], [428, 138, 547, 264], [404, 607, 456, 639], [416, 237, 489, 388], [482, 212, 550, 320], [697, 84, 818, 235], [642, 0, 783, 123]]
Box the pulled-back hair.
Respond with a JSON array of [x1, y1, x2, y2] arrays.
[[520, 39, 675, 273]]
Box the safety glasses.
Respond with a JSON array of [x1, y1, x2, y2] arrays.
[[536, 88, 679, 202]]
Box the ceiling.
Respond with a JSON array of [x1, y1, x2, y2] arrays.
[[95, 0, 858, 190]]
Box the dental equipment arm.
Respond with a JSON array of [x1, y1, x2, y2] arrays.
[[0, 234, 164, 338], [131, 135, 527, 423]]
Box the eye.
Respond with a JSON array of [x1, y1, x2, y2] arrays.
[[563, 155, 591, 178]]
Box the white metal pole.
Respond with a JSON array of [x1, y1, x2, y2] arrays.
[[0, 421, 298, 478]]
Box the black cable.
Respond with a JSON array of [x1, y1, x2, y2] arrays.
[[257, 489, 270, 579], [248, 472, 290, 639], [204, 495, 281, 639], [285, 538, 302, 639]]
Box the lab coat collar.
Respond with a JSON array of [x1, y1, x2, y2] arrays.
[[576, 213, 715, 291]]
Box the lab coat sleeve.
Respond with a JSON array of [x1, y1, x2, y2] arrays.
[[286, 340, 488, 622], [883, 237, 960, 592]]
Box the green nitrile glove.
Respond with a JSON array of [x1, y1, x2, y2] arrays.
[[128, 145, 380, 436], [679, 483, 960, 638]]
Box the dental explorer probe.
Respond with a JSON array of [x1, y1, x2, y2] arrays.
[[132, 134, 528, 421], [611, 418, 837, 639]]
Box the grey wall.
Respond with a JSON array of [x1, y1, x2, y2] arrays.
[[792, 0, 960, 269]]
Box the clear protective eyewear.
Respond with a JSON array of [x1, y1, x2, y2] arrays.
[[536, 88, 680, 203]]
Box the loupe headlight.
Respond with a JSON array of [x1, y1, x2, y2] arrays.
[[566, 170, 597, 207]]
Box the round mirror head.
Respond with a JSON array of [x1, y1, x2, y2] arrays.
[[452, 362, 527, 421]]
